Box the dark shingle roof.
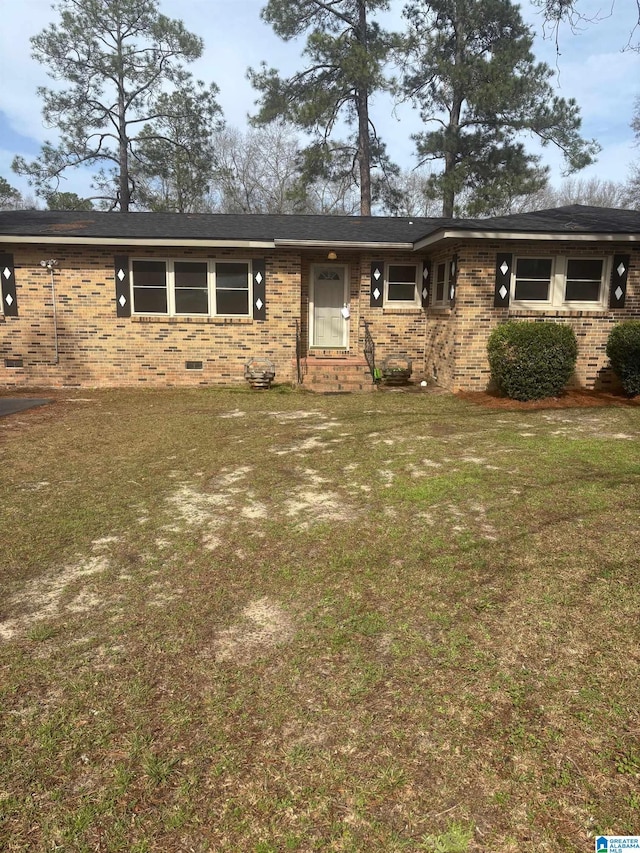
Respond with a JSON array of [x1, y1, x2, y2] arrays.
[[0, 205, 639, 246], [445, 205, 640, 235], [0, 209, 446, 243]]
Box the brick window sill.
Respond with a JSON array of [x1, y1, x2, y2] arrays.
[[131, 315, 254, 325], [509, 309, 611, 318], [382, 307, 423, 315]]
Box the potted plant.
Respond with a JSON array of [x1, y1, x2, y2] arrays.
[[380, 354, 412, 386]]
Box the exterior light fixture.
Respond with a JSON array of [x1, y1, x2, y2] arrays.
[[327, 250, 337, 260]]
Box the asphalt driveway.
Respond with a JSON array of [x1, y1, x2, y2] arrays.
[[0, 398, 52, 417]]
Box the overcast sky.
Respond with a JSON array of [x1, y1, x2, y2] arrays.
[[0, 0, 638, 203]]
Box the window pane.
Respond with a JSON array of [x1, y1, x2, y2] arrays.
[[132, 260, 166, 287], [388, 282, 416, 301], [175, 288, 209, 314], [217, 262, 249, 290], [388, 265, 417, 283], [435, 263, 446, 302], [516, 258, 552, 279], [566, 259, 602, 281], [565, 280, 601, 301], [514, 258, 551, 301], [217, 289, 249, 315], [514, 280, 549, 301], [175, 262, 208, 289], [133, 287, 167, 313], [132, 260, 167, 313], [565, 259, 602, 302]]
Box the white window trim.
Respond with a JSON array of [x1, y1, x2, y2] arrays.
[[130, 258, 253, 318], [384, 262, 420, 307], [511, 255, 611, 311], [431, 260, 450, 307]]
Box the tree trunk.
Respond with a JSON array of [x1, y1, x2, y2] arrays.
[[356, 0, 372, 216], [116, 29, 130, 212], [357, 87, 372, 216], [118, 98, 130, 212], [442, 104, 460, 218], [442, 11, 464, 218]]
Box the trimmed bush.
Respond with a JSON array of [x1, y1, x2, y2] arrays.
[[487, 321, 578, 401], [606, 321, 640, 397]]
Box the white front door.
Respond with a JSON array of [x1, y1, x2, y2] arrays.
[[311, 266, 348, 348]]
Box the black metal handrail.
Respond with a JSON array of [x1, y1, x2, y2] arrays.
[[362, 319, 378, 383], [295, 319, 303, 384]]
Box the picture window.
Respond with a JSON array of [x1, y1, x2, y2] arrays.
[[511, 256, 608, 309], [131, 259, 252, 317]]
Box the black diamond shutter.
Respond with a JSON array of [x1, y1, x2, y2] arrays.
[[421, 261, 430, 308], [0, 253, 18, 317], [609, 254, 629, 309], [114, 256, 131, 317], [253, 259, 266, 320], [494, 253, 512, 307], [449, 255, 458, 307], [370, 260, 383, 307]]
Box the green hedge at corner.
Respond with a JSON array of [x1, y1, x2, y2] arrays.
[[487, 321, 578, 401], [606, 320, 640, 397]]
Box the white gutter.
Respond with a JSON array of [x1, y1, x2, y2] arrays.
[[413, 229, 640, 250], [274, 238, 414, 250], [3, 231, 638, 252], [0, 236, 276, 249]]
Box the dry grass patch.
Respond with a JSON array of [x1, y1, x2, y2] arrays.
[[0, 388, 638, 852]]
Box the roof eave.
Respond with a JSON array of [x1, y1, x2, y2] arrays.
[[413, 228, 640, 250], [0, 235, 277, 249], [274, 238, 415, 250]]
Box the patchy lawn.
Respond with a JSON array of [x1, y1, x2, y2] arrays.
[[0, 388, 639, 852]]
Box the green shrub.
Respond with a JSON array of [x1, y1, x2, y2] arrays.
[[606, 321, 640, 397], [487, 321, 578, 401]]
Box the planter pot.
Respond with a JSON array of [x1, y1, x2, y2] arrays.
[[244, 357, 276, 390], [380, 354, 413, 386], [381, 369, 412, 386]]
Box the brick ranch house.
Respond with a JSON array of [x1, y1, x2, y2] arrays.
[[0, 205, 638, 392]]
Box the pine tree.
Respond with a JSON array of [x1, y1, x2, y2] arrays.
[[13, 0, 220, 211], [401, 0, 599, 216], [248, 0, 395, 216]]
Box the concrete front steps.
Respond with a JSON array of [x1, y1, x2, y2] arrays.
[[301, 353, 376, 393]]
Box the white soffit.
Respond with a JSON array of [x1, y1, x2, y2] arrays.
[[412, 229, 640, 250], [0, 236, 276, 249]]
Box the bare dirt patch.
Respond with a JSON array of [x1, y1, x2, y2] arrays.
[[165, 484, 231, 528], [285, 487, 353, 529], [0, 555, 109, 640], [212, 597, 293, 663]]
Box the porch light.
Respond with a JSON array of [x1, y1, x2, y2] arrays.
[[327, 250, 337, 260]]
